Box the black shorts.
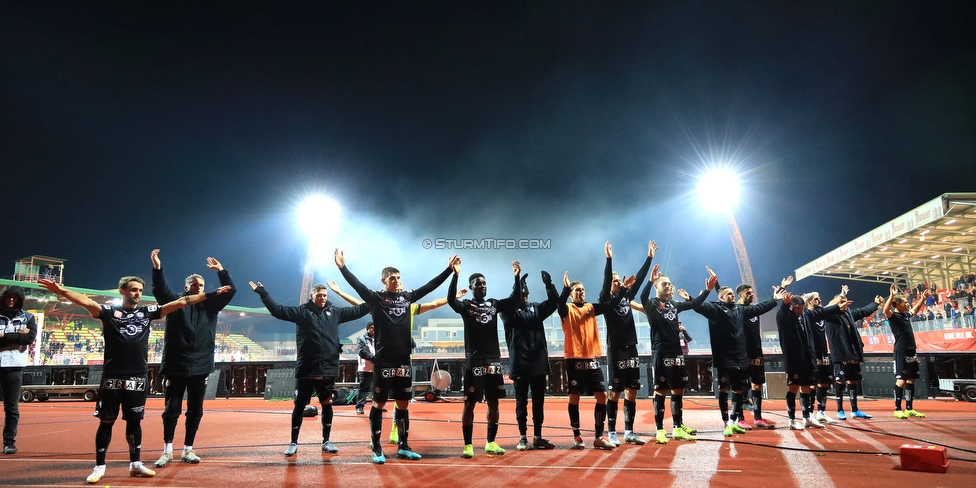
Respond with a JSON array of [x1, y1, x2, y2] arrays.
[[786, 369, 816, 386], [816, 358, 833, 384], [894, 351, 920, 380], [463, 358, 506, 401], [747, 357, 766, 385], [565, 359, 607, 395], [373, 359, 414, 402], [714, 366, 750, 392], [652, 354, 688, 391], [608, 347, 642, 392], [98, 375, 148, 422], [833, 361, 862, 383]]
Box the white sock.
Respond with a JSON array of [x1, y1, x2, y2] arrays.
[[130, 461, 144, 469], [624, 430, 632, 435], [183, 445, 193, 452], [163, 442, 173, 454], [91, 465, 106, 475]]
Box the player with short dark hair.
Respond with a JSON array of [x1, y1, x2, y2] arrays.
[[559, 271, 628, 450], [448, 259, 516, 458], [599, 240, 654, 446], [249, 280, 371, 457], [326, 280, 466, 444], [805, 292, 838, 424], [639, 263, 714, 444], [335, 249, 458, 464], [737, 276, 793, 430], [39, 276, 230, 484], [693, 268, 786, 437]]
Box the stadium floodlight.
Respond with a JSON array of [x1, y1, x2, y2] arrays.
[[298, 195, 341, 239], [696, 167, 754, 288], [696, 167, 741, 210], [297, 195, 342, 302]]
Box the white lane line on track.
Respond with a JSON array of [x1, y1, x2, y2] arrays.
[[777, 429, 837, 488], [669, 439, 722, 487]]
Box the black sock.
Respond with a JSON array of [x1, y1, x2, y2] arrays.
[[606, 399, 618, 432], [462, 424, 473, 445], [816, 386, 828, 413], [799, 392, 812, 418], [569, 403, 581, 437], [290, 404, 305, 444], [95, 422, 113, 466], [369, 407, 383, 453], [785, 391, 797, 420], [753, 390, 763, 420], [905, 383, 915, 410], [672, 395, 683, 429], [835, 382, 846, 412], [321, 404, 333, 442], [594, 403, 607, 438], [848, 386, 859, 411], [125, 420, 142, 463], [394, 408, 409, 450], [653, 394, 666, 430], [719, 391, 729, 422], [731, 392, 744, 422], [487, 422, 498, 443], [623, 399, 637, 431], [894, 386, 904, 411]]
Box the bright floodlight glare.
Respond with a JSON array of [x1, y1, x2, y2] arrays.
[[298, 195, 341, 238], [697, 168, 740, 209]]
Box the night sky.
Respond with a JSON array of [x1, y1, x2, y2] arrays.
[[4, 2, 976, 332]]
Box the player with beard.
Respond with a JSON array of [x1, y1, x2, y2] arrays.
[[38, 276, 230, 484], [599, 240, 654, 446], [693, 268, 786, 437], [448, 259, 516, 458], [804, 292, 838, 424], [249, 280, 371, 457], [776, 292, 847, 430], [823, 284, 883, 420], [559, 272, 629, 450], [639, 263, 715, 444], [884, 284, 930, 419], [498, 262, 559, 451], [736, 277, 793, 430], [335, 249, 459, 464]]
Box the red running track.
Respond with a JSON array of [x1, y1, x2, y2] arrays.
[[1, 395, 974, 487]]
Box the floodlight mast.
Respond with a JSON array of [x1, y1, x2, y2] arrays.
[[697, 167, 754, 287], [297, 195, 341, 303], [727, 211, 755, 287], [300, 244, 317, 303]]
